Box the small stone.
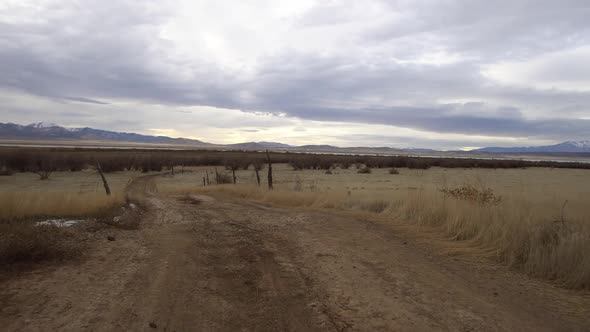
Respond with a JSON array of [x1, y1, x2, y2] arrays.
[[493, 291, 499, 296], [107, 236, 115, 241], [149, 322, 157, 328]]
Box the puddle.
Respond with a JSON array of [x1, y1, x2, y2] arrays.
[[36, 219, 86, 227]]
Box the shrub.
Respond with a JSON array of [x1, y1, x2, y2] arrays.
[[360, 200, 389, 213], [215, 171, 233, 184], [339, 160, 352, 169], [389, 168, 400, 175], [439, 184, 503, 205], [0, 222, 80, 264], [357, 167, 372, 174]]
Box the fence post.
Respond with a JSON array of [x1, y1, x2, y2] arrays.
[[96, 161, 111, 196], [266, 150, 273, 190]]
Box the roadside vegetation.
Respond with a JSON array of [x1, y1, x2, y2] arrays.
[[1, 147, 590, 289], [189, 165, 590, 290], [0, 222, 81, 265]]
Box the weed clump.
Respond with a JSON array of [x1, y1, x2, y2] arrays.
[[440, 184, 502, 205], [389, 168, 400, 175], [357, 167, 372, 174], [0, 222, 81, 264]]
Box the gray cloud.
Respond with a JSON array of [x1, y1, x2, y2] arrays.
[[0, 0, 589, 147], [62, 97, 110, 105]]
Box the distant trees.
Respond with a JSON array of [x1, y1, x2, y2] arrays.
[[0, 148, 589, 181]]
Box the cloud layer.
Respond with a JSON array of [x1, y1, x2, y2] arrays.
[[1, 0, 589, 149]]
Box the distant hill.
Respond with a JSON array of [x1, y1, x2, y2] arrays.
[[474, 141, 590, 153], [0, 122, 212, 146], [297, 144, 340, 150], [227, 141, 293, 150], [3, 122, 588, 156]]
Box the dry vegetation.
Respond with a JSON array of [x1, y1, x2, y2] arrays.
[[0, 222, 81, 264], [162, 164, 590, 290], [0, 170, 139, 221], [1, 147, 590, 289]]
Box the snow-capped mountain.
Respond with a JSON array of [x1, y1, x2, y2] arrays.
[[0, 122, 211, 145], [563, 140, 590, 148], [474, 141, 590, 153], [27, 122, 60, 129]]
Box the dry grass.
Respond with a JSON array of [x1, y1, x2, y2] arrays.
[[0, 191, 125, 220], [0, 170, 141, 220], [160, 165, 590, 290], [0, 222, 81, 264]]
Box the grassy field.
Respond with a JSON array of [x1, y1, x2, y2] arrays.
[[0, 170, 143, 220], [2, 163, 589, 289], [157, 164, 590, 289]]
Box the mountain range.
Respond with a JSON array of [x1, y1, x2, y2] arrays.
[[473, 141, 590, 153], [0, 122, 589, 154], [0, 122, 210, 146]]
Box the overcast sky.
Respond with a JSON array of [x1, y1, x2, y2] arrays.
[[1, 0, 589, 149]]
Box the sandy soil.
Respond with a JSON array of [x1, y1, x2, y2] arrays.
[[1, 176, 589, 331]]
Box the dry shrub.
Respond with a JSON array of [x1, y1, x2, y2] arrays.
[[389, 168, 400, 175], [293, 175, 303, 191], [440, 184, 502, 205], [215, 171, 233, 184], [360, 200, 390, 213], [357, 167, 371, 174], [0, 222, 81, 264], [396, 191, 590, 289]]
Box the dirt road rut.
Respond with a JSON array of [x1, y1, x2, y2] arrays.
[[1, 177, 589, 331]]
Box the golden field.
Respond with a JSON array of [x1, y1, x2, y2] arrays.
[[1, 164, 589, 289], [158, 164, 590, 289], [0, 170, 143, 220]]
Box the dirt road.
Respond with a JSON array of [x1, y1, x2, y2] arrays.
[[1, 176, 589, 331]]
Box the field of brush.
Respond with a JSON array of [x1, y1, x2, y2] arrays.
[[1, 151, 589, 289], [161, 164, 590, 289], [0, 170, 144, 220]]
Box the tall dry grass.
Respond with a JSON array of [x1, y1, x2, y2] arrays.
[[0, 191, 125, 220], [197, 184, 590, 290]]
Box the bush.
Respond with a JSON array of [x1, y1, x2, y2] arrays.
[[439, 184, 503, 205], [389, 168, 400, 174], [0, 222, 80, 264], [357, 167, 372, 174], [215, 171, 233, 184]]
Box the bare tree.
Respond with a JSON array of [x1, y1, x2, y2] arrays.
[[33, 156, 57, 180], [252, 159, 264, 186], [224, 159, 242, 184]]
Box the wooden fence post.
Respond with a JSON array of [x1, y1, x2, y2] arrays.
[[266, 150, 273, 190], [255, 168, 261, 186]]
